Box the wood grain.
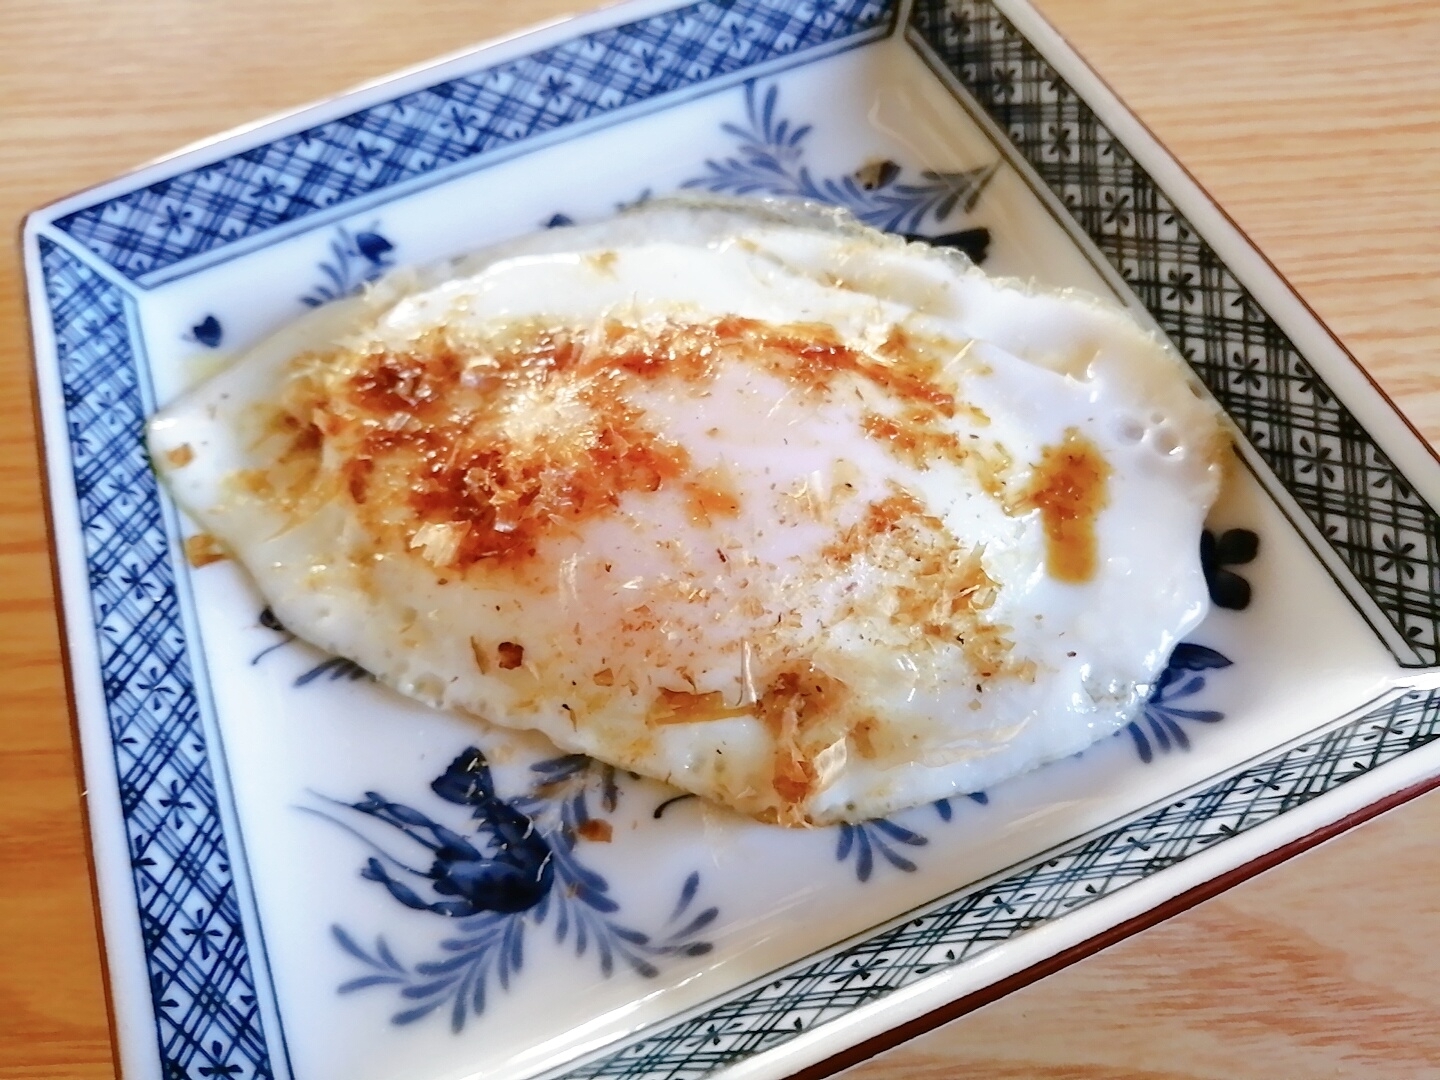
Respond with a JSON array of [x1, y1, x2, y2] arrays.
[[1, 2, 1436, 1078]]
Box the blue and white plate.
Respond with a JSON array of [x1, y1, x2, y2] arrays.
[[24, 2, 1440, 1078]]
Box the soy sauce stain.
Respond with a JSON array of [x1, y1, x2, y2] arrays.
[[1019, 428, 1110, 583]]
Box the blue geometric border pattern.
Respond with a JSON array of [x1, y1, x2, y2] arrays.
[[54, 0, 892, 282], [562, 688, 1440, 1079], [910, 0, 1440, 667], [40, 239, 274, 1080]]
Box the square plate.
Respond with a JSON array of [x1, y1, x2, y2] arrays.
[[24, 2, 1440, 1078]]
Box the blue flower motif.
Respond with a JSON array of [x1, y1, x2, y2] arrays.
[[1201, 528, 1259, 610], [189, 314, 222, 348], [682, 80, 1000, 241], [300, 222, 396, 307], [247, 175, 286, 206], [834, 794, 986, 881], [835, 817, 926, 881], [546, 80, 998, 261], [320, 748, 555, 919], [324, 751, 717, 1032], [1120, 529, 1258, 761], [250, 606, 370, 685], [1126, 642, 1232, 763]]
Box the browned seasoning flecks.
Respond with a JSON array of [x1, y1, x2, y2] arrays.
[[1018, 428, 1110, 584], [271, 327, 695, 573], [259, 314, 978, 580], [648, 687, 751, 725], [860, 410, 967, 470], [575, 818, 613, 842], [165, 443, 195, 468], [823, 490, 1020, 689], [184, 533, 228, 568], [682, 466, 742, 528], [753, 664, 852, 818]]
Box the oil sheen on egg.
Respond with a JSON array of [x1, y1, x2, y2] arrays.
[[149, 197, 1228, 825]]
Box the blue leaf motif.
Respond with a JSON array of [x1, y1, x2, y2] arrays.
[[190, 315, 222, 348], [670, 870, 701, 920], [324, 751, 719, 1031], [393, 999, 445, 1026], [354, 231, 393, 263], [1166, 642, 1233, 672], [1125, 641, 1235, 763], [338, 973, 405, 992], [550, 81, 999, 249], [251, 607, 372, 685], [300, 222, 396, 307], [681, 80, 1000, 241], [835, 814, 927, 882]]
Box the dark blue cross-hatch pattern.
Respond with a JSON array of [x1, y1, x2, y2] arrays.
[[40, 237, 275, 1080]]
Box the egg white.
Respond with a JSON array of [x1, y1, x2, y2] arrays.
[[149, 197, 1226, 824]]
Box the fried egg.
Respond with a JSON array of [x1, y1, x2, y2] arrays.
[[149, 197, 1227, 825]]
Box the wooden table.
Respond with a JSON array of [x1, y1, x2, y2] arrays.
[[2, 2, 1437, 1077]]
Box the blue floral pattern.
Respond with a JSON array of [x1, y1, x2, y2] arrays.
[[836, 816, 928, 880], [321, 751, 717, 1032], [1125, 643, 1231, 764], [836, 634, 1241, 881], [299, 223, 395, 308], [1202, 528, 1260, 611], [189, 314, 223, 348], [252, 607, 369, 685], [683, 81, 999, 242], [36, 0, 1419, 1069], [544, 80, 997, 262], [835, 796, 987, 882]]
